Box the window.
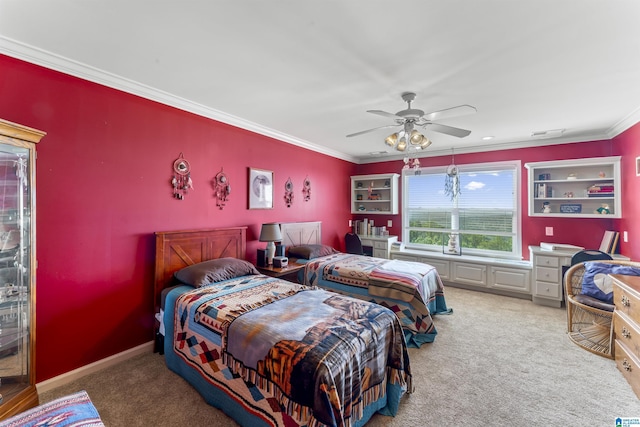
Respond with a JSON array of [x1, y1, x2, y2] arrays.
[[402, 160, 521, 259]]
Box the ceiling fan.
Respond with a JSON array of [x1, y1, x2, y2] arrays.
[[347, 92, 477, 151]]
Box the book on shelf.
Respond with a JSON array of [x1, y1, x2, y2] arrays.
[[535, 183, 553, 198], [539, 242, 585, 252], [599, 230, 620, 254]]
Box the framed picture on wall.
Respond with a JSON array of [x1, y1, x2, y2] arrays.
[[248, 168, 273, 209]]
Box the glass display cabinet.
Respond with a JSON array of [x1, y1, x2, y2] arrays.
[[0, 119, 44, 419]]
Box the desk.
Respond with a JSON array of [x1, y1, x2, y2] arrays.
[[357, 235, 398, 259], [528, 246, 629, 307]]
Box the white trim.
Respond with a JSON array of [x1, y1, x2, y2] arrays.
[[36, 341, 154, 394], [0, 36, 357, 164]]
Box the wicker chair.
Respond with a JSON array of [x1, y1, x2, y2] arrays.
[[564, 259, 640, 358]]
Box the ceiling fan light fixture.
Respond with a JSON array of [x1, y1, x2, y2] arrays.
[[397, 139, 407, 151], [409, 130, 423, 144], [385, 133, 398, 147], [419, 138, 432, 149]]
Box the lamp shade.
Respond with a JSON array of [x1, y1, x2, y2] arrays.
[[259, 223, 282, 242]]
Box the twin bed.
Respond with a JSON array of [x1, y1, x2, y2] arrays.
[[279, 222, 451, 348], [154, 227, 414, 427]]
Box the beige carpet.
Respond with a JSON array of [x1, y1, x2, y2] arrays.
[[40, 286, 640, 426]]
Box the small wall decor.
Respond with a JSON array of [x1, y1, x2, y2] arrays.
[[171, 152, 193, 200], [303, 176, 311, 201], [248, 167, 273, 209], [213, 168, 231, 209], [284, 177, 294, 207]]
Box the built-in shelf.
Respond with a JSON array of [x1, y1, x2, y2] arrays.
[[525, 156, 621, 218], [351, 173, 399, 215]]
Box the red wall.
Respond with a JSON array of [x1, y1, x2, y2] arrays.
[[1, 53, 638, 382], [355, 139, 638, 259], [0, 54, 356, 381], [613, 124, 640, 260]]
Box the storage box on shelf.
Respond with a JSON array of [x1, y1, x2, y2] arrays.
[[351, 173, 399, 215], [524, 156, 621, 218]]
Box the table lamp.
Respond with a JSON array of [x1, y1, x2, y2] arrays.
[[259, 223, 282, 265]]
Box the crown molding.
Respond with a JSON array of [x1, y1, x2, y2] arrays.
[[0, 36, 357, 164]]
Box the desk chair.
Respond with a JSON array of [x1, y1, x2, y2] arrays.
[[345, 232, 365, 255]]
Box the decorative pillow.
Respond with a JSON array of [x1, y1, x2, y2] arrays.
[[174, 258, 259, 287], [288, 244, 339, 260], [581, 262, 640, 303]]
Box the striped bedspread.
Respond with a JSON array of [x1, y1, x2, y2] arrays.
[[301, 253, 451, 347]]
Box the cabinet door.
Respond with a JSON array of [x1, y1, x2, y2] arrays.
[[0, 120, 42, 419], [452, 262, 487, 287], [490, 266, 531, 293]]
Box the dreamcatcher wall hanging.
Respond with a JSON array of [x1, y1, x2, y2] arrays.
[[284, 177, 294, 207], [444, 150, 460, 200], [213, 168, 231, 209], [170, 153, 193, 200], [302, 176, 311, 201]]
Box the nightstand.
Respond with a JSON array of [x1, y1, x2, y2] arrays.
[[256, 260, 305, 283]]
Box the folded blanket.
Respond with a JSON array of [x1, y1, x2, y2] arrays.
[[0, 390, 105, 427]]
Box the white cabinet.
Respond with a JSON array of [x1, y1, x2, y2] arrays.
[[359, 235, 398, 259], [351, 173, 399, 215], [529, 246, 574, 307], [390, 250, 531, 297], [525, 156, 621, 218]]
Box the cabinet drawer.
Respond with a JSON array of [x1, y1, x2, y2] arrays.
[[615, 340, 640, 399], [372, 249, 387, 259], [614, 281, 640, 326], [360, 239, 373, 247], [535, 256, 559, 268], [535, 266, 559, 283], [373, 241, 387, 249], [533, 280, 561, 299], [615, 311, 640, 360]]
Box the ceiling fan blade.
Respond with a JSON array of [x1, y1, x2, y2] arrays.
[[367, 109, 402, 119], [422, 104, 477, 122], [425, 123, 472, 138], [346, 124, 400, 138]]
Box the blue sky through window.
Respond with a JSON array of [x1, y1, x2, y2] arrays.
[[408, 170, 515, 210]]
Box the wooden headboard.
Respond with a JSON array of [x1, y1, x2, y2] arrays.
[[153, 227, 247, 312], [280, 221, 322, 248]]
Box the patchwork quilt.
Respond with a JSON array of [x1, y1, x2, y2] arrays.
[[300, 253, 451, 347], [165, 275, 411, 427]]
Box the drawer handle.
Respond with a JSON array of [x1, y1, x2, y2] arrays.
[[621, 295, 631, 307], [622, 327, 631, 339], [623, 358, 632, 372]]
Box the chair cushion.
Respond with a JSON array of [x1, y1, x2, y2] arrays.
[[573, 294, 615, 312], [581, 262, 640, 304]]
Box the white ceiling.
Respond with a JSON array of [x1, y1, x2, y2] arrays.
[[1, 0, 640, 164]]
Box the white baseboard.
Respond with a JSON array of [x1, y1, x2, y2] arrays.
[[36, 341, 155, 394]]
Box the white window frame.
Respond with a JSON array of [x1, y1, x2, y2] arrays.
[[401, 160, 522, 260]]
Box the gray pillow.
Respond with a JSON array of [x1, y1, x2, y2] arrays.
[[174, 258, 259, 287], [288, 244, 339, 260]]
